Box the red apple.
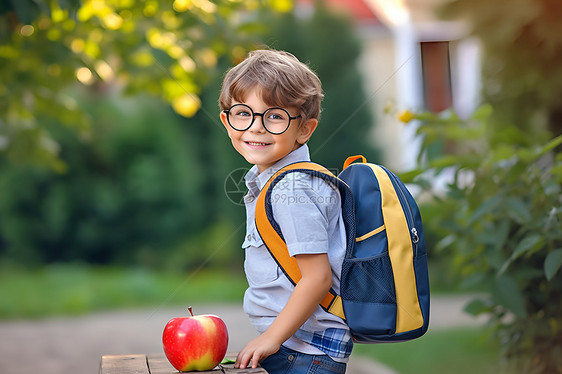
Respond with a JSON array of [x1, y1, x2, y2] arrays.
[[162, 306, 229, 372]]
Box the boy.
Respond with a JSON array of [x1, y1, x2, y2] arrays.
[[219, 49, 352, 374]]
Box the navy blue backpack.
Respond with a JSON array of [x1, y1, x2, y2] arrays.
[[255, 155, 430, 343]]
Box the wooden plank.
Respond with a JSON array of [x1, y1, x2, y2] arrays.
[[221, 364, 268, 374], [99, 354, 149, 374], [221, 353, 267, 374], [146, 353, 177, 374], [147, 353, 222, 374], [100, 352, 267, 374]]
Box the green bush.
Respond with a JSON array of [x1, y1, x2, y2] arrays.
[[0, 91, 224, 267], [401, 106, 562, 373]]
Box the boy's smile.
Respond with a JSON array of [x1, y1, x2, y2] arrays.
[[245, 141, 271, 148], [221, 88, 317, 173]]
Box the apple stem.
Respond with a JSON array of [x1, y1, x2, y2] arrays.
[[188, 306, 194, 317]]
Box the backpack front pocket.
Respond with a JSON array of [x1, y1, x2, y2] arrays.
[[340, 253, 397, 335]]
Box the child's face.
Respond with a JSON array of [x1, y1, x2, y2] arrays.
[[220, 88, 317, 173]]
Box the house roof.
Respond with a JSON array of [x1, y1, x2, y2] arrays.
[[298, 0, 384, 25]]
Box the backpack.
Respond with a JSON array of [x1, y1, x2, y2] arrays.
[[255, 155, 430, 343]]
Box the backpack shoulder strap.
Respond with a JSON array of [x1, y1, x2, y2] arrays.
[[255, 162, 354, 320]]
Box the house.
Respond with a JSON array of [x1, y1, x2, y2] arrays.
[[297, 0, 482, 171]]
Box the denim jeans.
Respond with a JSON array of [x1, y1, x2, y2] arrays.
[[260, 345, 347, 374]]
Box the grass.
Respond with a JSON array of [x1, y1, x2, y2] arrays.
[[0, 263, 248, 319], [0, 253, 476, 320], [353, 326, 502, 374]]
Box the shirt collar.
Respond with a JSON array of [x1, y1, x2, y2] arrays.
[[244, 144, 311, 197]]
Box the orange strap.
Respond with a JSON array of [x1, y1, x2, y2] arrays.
[[342, 155, 367, 170], [255, 162, 343, 317]]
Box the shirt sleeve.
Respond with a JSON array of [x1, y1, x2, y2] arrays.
[[270, 172, 340, 257]]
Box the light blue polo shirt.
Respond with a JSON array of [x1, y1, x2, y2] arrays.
[[242, 144, 352, 361]]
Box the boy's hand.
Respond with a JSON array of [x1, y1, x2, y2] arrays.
[[235, 333, 280, 369], [235, 253, 332, 369]]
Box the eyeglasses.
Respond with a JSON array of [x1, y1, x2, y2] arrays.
[[223, 104, 302, 135]]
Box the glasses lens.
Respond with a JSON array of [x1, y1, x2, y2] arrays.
[[263, 108, 291, 134], [228, 104, 253, 130]]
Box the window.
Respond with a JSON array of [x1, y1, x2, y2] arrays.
[[420, 41, 452, 113]]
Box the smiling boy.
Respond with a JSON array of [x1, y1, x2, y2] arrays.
[[219, 49, 352, 374]]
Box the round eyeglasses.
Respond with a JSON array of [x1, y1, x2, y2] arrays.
[[223, 104, 302, 135]]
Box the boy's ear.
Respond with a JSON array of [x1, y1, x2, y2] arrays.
[[220, 111, 231, 136], [297, 118, 318, 145]]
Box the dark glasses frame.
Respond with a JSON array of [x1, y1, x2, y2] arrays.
[[223, 104, 302, 135]]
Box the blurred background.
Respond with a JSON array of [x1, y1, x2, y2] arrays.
[[0, 0, 561, 373]]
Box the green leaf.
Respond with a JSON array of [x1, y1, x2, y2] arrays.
[[470, 104, 493, 121], [443, 123, 484, 140], [515, 147, 539, 163], [540, 134, 562, 155], [463, 297, 492, 316], [459, 272, 486, 290], [499, 234, 544, 275], [513, 234, 543, 258], [412, 176, 433, 190], [493, 221, 510, 251], [492, 275, 526, 318], [506, 197, 531, 224], [551, 163, 562, 179], [491, 144, 517, 163], [435, 234, 456, 251], [544, 249, 562, 281], [427, 155, 462, 169], [468, 195, 502, 225], [396, 169, 424, 183]]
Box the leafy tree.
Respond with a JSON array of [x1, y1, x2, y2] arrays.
[[0, 92, 202, 265], [0, 0, 279, 170], [401, 107, 562, 373], [439, 0, 562, 140]]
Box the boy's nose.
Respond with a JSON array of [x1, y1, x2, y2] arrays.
[[248, 114, 266, 132]]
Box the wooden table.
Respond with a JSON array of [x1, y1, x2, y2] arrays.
[[100, 353, 268, 374]]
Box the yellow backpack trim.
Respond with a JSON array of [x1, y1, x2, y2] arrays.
[[355, 224, 386, 242], [368, 164, 424, 333]]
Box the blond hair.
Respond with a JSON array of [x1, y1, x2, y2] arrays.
[[218, 49, 324, 121]]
